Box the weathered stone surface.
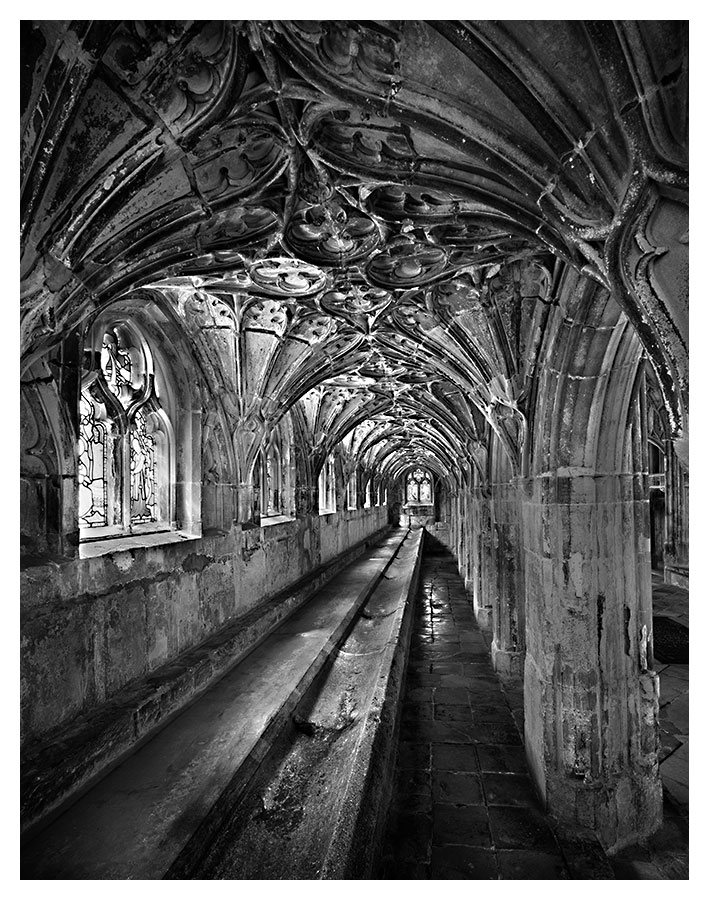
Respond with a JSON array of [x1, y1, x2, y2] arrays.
[[20, 20, 688, 871]]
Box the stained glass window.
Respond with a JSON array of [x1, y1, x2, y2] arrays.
[[406, 468, 432, 504], [78, 392, 108, 529], [130, 408, 157, 524], [78, 321, 170, 540]]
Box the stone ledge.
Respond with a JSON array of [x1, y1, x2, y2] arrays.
[[78, 529, 200, 559], [21, 524, 391, 837]]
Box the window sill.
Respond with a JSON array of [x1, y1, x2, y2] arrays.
[[260, 515, 295, 527], [79, 530, 201, 559]]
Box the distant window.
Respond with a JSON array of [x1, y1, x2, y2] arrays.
[[261, 420, 296, 522], [319, 454, 336, 514], [649, 441, 665, 475], [406, 468, 432, 504], [78, 324, 172, 540], [261, 441, 282, 516], [347, 471, 357, 510]]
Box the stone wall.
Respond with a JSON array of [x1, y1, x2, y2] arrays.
[[21, 506, 387, 742]]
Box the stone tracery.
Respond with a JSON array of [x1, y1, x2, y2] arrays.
[[20, 19, 688, 863]]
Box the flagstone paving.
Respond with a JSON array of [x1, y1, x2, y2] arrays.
[[376, 542, 688, 880]]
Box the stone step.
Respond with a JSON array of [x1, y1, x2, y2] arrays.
[[20, 528, 409, 879]]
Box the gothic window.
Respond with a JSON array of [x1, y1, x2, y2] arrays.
[[260, 419, 294, 522], [78, 323, 172, 541], [318, 454, 336, 514], [648, 439, 666, 492], [261, 441, 282, 517], [77, 392, 109, 528], [649, 441, 665, 475], [347, 471, 357, 510], [364, 478, 371, 508], [406, 468, 432, 504]]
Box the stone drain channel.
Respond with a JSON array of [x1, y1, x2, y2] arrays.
[[171, 528, 423, 879]]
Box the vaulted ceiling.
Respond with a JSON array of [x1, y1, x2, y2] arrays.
[[20, 21, 688, 483]]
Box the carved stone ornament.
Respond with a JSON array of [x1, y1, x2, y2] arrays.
[[431, 274, 481, 315], [365, 237, 448, 289], [320, 281, 391, 331], [312, 114, 416, 172], [105, 21, 239, 134], [248, 258, 327, 297], [367, 185, 455, 222], [197, 206, 280, 252], [285, 198, 381, 266], [285, 21, 401, 89], [192, 126, 288, 201]]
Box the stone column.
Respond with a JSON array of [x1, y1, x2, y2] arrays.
[[454, 491, 469, 591], [490, 481, 525, 677], [474, 491, 495, 629], [522, 467, 661, 851]]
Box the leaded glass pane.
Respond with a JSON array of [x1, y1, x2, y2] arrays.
[[78, 392, 108, 528], [130, 408, 157, 524], [406, 468, 432, 503], [419, 478, 431, 502], [266, 451, 276, 514], [101, 328, 146, 409]]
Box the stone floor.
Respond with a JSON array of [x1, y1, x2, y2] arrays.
[[377, 544, 689, 880], [652, 575, 689, 815]]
